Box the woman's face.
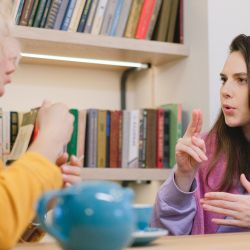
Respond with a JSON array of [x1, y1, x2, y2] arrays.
[[0, 37, 20, 96], [220, 51, 250, 133]]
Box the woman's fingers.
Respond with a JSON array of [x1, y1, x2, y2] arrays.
[[240, 174, 250, 193], [184, 110, 202, 138]]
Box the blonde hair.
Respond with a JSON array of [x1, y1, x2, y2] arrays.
[[0, 0, 20, 62]]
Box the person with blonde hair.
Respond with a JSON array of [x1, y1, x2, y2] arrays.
[[0, 1, 82, 248]]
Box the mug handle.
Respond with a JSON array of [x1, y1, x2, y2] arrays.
[[36, 190, 67, 243]]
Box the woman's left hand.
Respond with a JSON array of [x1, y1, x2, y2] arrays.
[[200, 174, 250, 228], [56, 153, 82, 187]]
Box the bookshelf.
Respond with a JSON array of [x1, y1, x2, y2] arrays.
[[11, 26, 189, 182], [12, 26, 189, 70]]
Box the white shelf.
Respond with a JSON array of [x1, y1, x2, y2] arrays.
[[80, 168, 171, 181], [12, 26, 189, 69]]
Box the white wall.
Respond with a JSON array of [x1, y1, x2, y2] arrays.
[[208, 0, 250, 126]]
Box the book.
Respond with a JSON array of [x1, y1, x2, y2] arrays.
[[61, 0, 77, 31], [67, 109, 78, 158], [161, 103, 182, 168], [91, 0, 108, 35], [77, 0, 93, 32], [135, 0, 156, 39], [124, 0, 144, 38], [109, 110, 121, 168], [109, 0, 124, 36], [85, 109, 98, 168], [105, 111, 110, 167], [97, 110, 107, 168], [145, 109, 157, 168], [2, 112, 11, 164], [8, 110, 37, 162], [83, 0, 99, 33], [19, 0, 35, 26], [127, 110, 140, 168], [32, 0, 48, 27], [10, 111, 19, 151], [68, 0, 86, 32], [156, 109, 164, 168], [53, 0, 70, 30], [44, 0, 63, 29], [27, 0, 40, 26], [166, 0, 179, 42], [77, 109, 87, 167], [114, 0, 132, 37], [121, 110, 130, 168], [162, 109, 170, 168], [138, 109, 147, 168], [153, 0, 171, 42], [100, 0, 117, 35], [40, 0, 52, 27], [12, 0, 24, 24], [146, 0, 162, 40]]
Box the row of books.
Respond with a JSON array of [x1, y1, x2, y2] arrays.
[[13, 0, 183, 43], [0, 104, 182, 168]]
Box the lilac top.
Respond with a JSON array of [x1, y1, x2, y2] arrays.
[[151, 134, 250, 235]]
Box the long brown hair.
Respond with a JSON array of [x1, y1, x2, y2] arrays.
[[206, 34, 250, 191]]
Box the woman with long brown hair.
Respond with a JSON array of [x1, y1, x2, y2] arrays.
[[152, 34, 250, 235]]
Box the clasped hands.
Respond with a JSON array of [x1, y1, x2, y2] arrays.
[[175, 109, 250, 229]]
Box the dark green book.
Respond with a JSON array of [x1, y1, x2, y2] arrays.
[[67, 109, 79, 158], [33, 0, 48, 27]]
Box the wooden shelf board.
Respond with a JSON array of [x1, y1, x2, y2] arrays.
[[80, 168, 171, 181], [12, 26, 189, 68]]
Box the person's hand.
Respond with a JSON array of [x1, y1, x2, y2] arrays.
[[56, 153, 82, 187], [28, 100, 74, 163], [175, 109, 207, 191], [200, 174, 250, 228]]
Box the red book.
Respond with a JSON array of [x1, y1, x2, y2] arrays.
[[135, 0, 156, 39], [109, 111, 122, 168]]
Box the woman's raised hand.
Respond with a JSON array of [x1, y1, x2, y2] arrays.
[[174, 110, 207, 191]]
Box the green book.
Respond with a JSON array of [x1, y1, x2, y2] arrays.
[[67, 109, 79, 158], [33, 0, 48, 27], [28, 0, 40, 26], [161, 103, 182, 168]]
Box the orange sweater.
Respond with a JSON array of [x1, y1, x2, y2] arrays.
[[0, 152, 62, 250]]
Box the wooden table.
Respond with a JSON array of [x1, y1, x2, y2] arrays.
[[15, 232, 250, 250]]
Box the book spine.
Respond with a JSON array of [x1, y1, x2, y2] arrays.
[[86, 109, 98, 168], [100, 0, 117, 35], [145, 109, 157, 168], [114, 0, 132, 37], [77, 0, 93, 32], [45, 0, 63, 29], [109, 0, 124, 36], [105, 111, 110, 168], [61, 0, 77, 31], [33, 0, 48, 27], [124, 0, 144, 38], [83, 0, 99, 33], [97, 110, 107, 168], [138, 109, 147, 168], [146, 0, 162, 40], [19, 0, 35, 26], [156, 109, 164, 168], [121, 110, 130, 168], [40, 0, 52, 28], [53, 0, 70, 30], [163, 110, 170, 168], [135, 0, 156, 39], [91, 0, 108, 35], [110, 111, 120, 168], [127, 110, 140, 168], [10, 111, 19, 151], [12, 0, 22, 24], [28, 0, 40, 26], [67, 109, 78, 158], [68, 0, 86, 32]]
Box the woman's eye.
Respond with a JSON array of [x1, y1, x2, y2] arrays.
[[220, 77, 226, 85], [237, 78, 248, 84]]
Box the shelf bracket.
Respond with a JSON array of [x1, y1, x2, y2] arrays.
[[120, 64, 151, 110]]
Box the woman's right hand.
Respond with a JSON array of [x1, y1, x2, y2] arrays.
[[174, 110, 207, 191], [29, 100, 74, 163]]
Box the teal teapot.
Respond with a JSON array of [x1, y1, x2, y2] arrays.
[[36, 181, 135, 250]]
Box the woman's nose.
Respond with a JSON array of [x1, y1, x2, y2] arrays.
[[221, 80, 234, 98]]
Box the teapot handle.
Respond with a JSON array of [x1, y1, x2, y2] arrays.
[[36, 190, 67, 243]]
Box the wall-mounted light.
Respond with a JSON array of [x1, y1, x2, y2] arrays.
[[20, 53, 149, 69]]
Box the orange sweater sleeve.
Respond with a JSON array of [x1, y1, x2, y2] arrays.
[[0, 152, 62, 250]]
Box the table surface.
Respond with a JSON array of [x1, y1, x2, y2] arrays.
[[14, 232, 250, 250]]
